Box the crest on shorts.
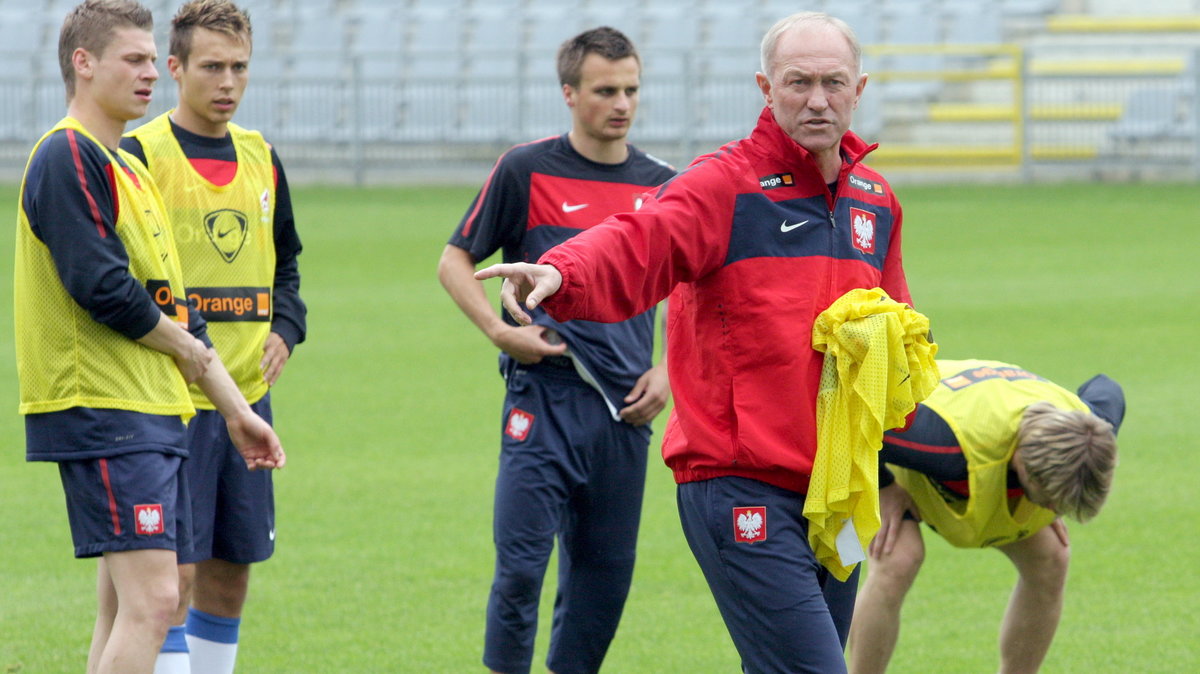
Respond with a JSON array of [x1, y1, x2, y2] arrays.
[[732, 506, 767, 543], [505, 408, 534, 442], [850, 207, 876, 254], [134, 504, 164, 535], [204, 209, 249, 263]]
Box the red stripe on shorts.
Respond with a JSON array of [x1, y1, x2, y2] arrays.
[[99, 458, 122, 535]]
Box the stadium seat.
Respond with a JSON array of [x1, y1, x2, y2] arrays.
[[235, 80, 282, 133], [290, 53, 347, 80], [460, 86, 520, 143], [1108, 85, 1193, 142], [407, 8, 464, 55], [280, 80, 348, 142], [526, 8, 580, 52], [0, 79, 35, 141], [635, 78, 690, 142], [578, 8, 642, 43], [289, 12, 348, 54], [640, 6, 701, 53], [249, 54, 287, 81], [875, 9, 944, 103], [348, 9, 406, 56], [831, 1, 881, 45], [701, 7, 760, 51], [1002, 0, 1062, 17], [945, 5, 1003, 44], [402, 85, 461, 142], [469, 9, 524, 53], [407, 52, 464, 81]]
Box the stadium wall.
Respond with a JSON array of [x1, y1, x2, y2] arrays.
[[1, 0, 1199, 185]]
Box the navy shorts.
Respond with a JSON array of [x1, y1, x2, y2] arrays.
[[180, 394, 275, 565], [678, 476, 859, 674], [58, 451, 192, 559]]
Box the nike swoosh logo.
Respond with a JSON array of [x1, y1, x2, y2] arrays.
[[780, 219, 810, 232], [217, 228, 236, 238], [562, 202, 589, 213]]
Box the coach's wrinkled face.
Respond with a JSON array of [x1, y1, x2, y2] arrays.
[[564, 53, 640, 144], [756, 24, 866, 167]]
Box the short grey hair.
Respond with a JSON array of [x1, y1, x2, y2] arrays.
[[760, 11, 861, 78]]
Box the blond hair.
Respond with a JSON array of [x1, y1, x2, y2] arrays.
[[170, 0, 253, 66], [1017, 402, 1117, 522], [760, 11, 861, 78], [58, 0, 153, 99]]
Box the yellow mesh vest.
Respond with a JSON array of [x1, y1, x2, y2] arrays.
[[806, 287, 939, 581], [891, 359, 1088, 548], [126, 113, 276, 408], [14, 118, 193, 417]]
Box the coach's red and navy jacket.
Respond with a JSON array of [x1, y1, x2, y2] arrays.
[[540, 107, 912, 494]]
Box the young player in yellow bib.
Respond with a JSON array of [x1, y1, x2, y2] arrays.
[[122, 1, 305, 672], [847, 359, 1124, 674], [14, 3, 284, 673], [122, 2, 307, 666]]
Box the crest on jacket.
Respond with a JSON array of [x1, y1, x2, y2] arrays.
[[204, 208, 249, 263], [850, 207, 876, 254]]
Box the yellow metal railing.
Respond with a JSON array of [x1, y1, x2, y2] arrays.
[[864, 43, 1025, 167]]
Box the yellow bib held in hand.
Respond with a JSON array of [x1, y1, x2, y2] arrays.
[[805, 287, 939, 581]]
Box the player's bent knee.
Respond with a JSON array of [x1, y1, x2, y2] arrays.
[[874, 544, 924, 588]]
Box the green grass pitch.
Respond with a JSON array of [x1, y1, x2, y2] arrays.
[[1, 181, 1196, 672]]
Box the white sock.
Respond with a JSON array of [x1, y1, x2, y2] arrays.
[[154, 625, 191, 674], [185, 608, 240, 674]]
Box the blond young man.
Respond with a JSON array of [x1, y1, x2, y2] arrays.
[[848, 359, 1123, 674], [122, 1, 305, 672], [14, 2, 283, 673]]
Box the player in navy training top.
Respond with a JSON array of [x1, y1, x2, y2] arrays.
[[438, 27, 674, 674]]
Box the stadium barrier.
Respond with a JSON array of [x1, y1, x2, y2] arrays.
[[1, 43, 1198, 184]]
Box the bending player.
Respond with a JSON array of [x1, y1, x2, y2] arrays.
[[848, 359, 1124, 674], [122, 1, 305, 671]]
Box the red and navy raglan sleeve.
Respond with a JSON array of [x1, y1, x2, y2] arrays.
[[538, 159, 738, 323], [268, 146, 307, 352], [878, 404, 968, 488], [24, 130, 162, 340], [119, 135, 148, 165], [879, 188, 911, 306], [448, 149, 529, 263]]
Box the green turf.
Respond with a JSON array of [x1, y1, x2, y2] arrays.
[[1, 182, 1196, 672]]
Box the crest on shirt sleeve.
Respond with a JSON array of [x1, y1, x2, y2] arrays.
[[732, 506, 767, 543], [850, 207, 876, 255]]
